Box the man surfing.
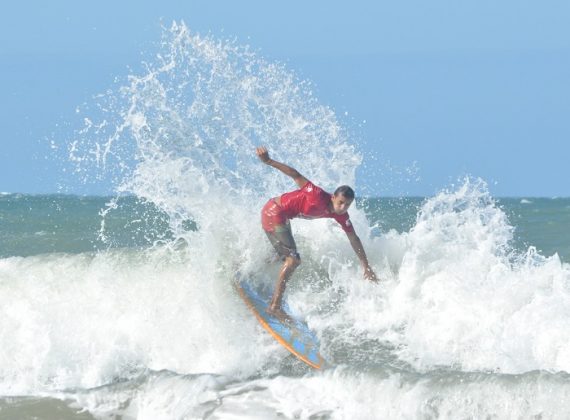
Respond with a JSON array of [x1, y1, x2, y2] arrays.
[[257, 146, 378, 320]]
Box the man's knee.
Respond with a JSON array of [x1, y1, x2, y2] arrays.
[[285, 254, 301, 268]]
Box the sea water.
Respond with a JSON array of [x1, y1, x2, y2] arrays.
[[2, 22, 570, 419]]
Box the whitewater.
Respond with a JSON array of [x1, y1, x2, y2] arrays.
[[1, 22, 570, 419]]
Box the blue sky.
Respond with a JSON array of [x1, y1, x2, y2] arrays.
[[1, 1, 569, 196]]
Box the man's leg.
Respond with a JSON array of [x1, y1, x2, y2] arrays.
[[268, 255, 300, 316], [264, 223, 300, 318]]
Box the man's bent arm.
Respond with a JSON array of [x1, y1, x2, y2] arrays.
[[256, 146, 308, 188]]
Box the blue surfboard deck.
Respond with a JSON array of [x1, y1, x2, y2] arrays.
[[235, 277, 325, 369]]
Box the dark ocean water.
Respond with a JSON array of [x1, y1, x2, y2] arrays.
[[1, 194, 568, 262]]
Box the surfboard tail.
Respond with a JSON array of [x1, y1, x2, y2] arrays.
[[235, 278, 326, 369]]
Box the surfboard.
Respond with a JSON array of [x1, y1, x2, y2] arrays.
[[235, 276, 325, 369]]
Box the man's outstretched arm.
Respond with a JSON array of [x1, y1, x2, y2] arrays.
[[256, 146, 308, 189], [346, 230, 378, 282]]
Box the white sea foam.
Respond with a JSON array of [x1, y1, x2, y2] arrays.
[[326, 179, 570, 374], [48, 368, 570, 419], [0, 249, 280, 396], [2, 177, 569, 407]]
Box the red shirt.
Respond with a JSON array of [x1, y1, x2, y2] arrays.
[[278, 181, 354, 233]]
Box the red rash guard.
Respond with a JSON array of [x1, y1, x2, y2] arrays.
[[261, 181, 354, 233]]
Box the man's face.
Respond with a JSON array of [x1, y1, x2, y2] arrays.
[[331, 194, 353, 215]]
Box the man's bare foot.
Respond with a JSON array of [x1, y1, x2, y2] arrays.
[[266, 305, 293, 323]]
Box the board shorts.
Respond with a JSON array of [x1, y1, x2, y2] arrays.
[[261, 199, 300, 260]]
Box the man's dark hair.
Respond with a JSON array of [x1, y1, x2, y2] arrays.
[[333, 185, 355, 200]]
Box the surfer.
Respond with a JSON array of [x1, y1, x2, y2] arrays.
[[256, 146, 378, 319]]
